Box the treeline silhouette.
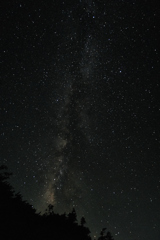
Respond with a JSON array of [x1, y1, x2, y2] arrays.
[[0, 165, 114, 240]]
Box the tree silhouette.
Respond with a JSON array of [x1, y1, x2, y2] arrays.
[[81, 216, 86, 226], [68, 207, 77, 224], [98, 228, 114, 240], [0, 165, 114, 240], [44, 203, 54, 216], [0, 165, 37, 239]]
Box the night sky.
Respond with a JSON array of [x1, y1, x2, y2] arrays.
[[1, 0, 160, 239]]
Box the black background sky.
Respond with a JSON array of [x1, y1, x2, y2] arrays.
[[1, 0, 160, 239]]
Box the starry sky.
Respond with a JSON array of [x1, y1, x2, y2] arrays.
[[1, 0, 160, 239]]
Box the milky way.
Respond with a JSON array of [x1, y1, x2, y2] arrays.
[[44, 39, 99, 212], [41, 0, 101, 211]]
